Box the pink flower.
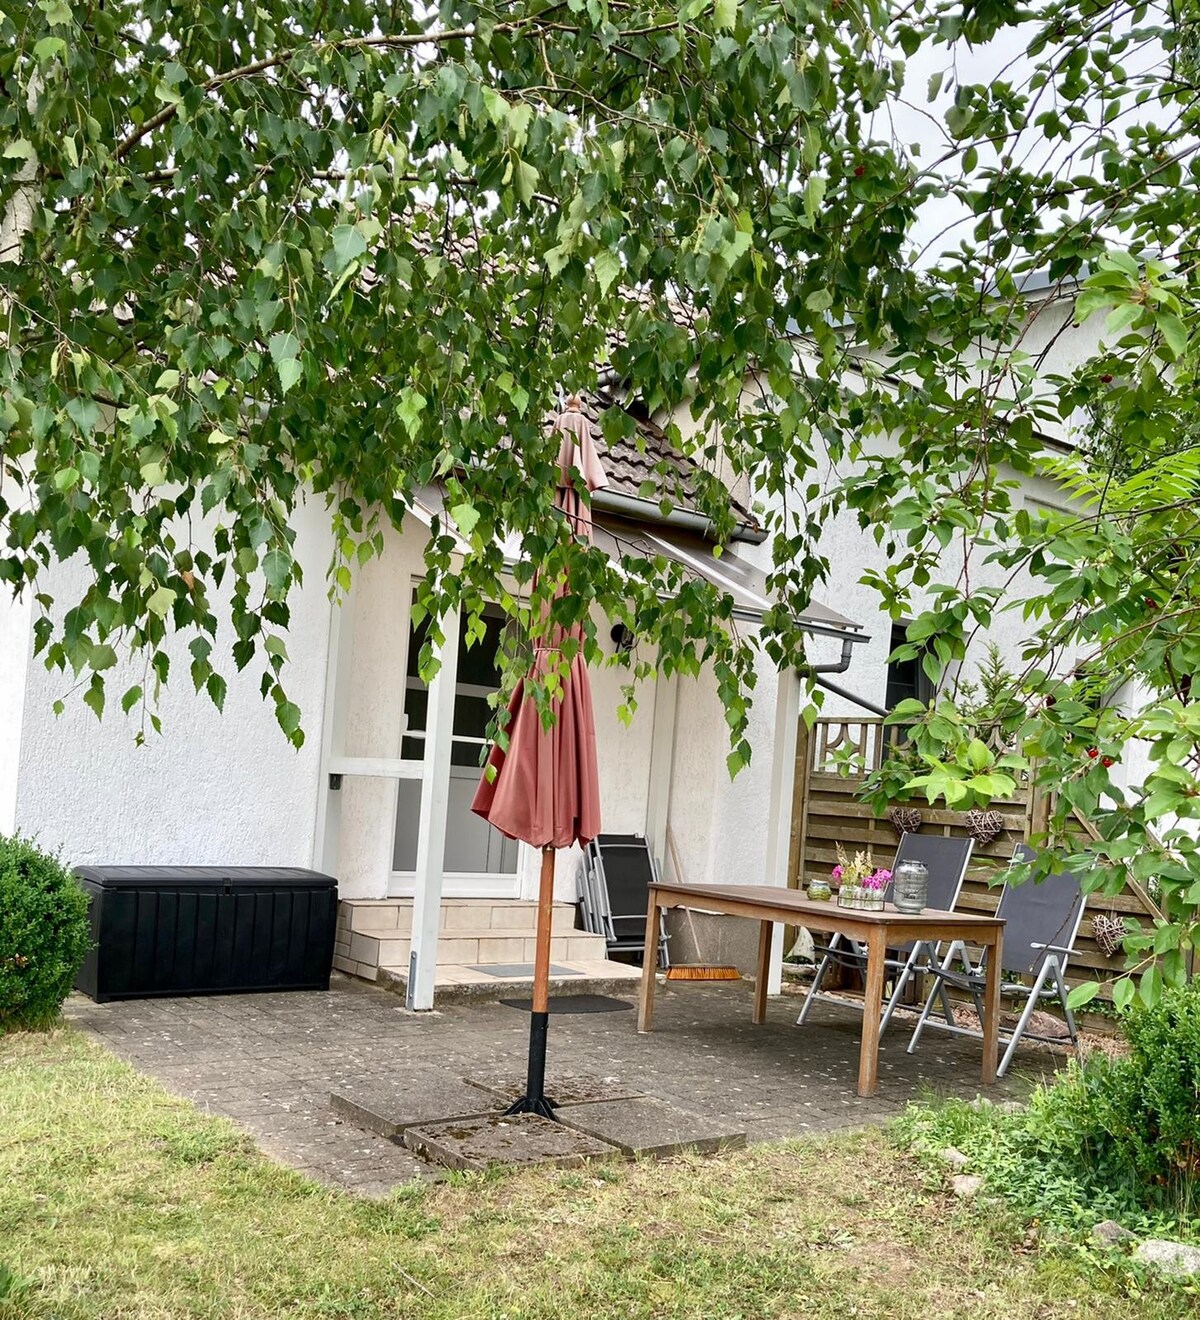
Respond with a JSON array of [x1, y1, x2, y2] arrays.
[[862, 870, 890, 891], [831, 865, 844, 880]]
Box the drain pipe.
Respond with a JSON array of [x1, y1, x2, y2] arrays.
[[814, 676, 889, 717], [803, 636, 857, 679], [801, 636, 889, 716]]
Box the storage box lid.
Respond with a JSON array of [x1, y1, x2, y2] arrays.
[[73, 865, 338, 891]]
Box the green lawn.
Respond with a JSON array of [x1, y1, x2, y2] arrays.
[[0, 1029, 1187, 1320]]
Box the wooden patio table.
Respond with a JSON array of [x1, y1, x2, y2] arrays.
[[637, 881, 1006, 1098]]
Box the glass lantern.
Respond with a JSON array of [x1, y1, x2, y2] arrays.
[[892, 860, 929, 914]]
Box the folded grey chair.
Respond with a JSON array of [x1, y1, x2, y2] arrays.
[[906, 843, 1086, 1076], [796, 832, 975, 1033], [581, 834, 669, 969]]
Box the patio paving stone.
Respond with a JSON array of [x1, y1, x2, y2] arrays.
[[66, 974, 1049, 1197], [330, 1074, 501, 1137], [555, 1096, 746, 1157], [404, 1112, 622, 1172], [462, 1071, 647, 1106]]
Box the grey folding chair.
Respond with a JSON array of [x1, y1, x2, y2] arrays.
[[796, 832, 975, 1034], [582, 834, 670, 969], [906, 843, 1086, 1076]]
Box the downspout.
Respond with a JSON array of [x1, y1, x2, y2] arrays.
[[803, 637, 889, 717]]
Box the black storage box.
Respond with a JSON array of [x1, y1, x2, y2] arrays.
[[73, 866, 339, 1002]]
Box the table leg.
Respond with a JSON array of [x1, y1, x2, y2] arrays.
[[637, 891, 662, 1034], [753, 919, 772, 1024], [857, 926, 887, 1098], [981, 927, 1003, 1085]]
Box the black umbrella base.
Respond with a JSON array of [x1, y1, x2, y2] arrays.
[[504, 1094, 558, 1120], [507, 1008, 557, 1120]]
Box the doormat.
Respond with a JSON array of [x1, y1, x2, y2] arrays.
[[469, 963, 583, 978], [500, 994, 633, 1014]]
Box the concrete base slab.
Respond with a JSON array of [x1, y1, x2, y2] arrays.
[[375, 961, 641, 1005], [403, 1112, 621, 1171], [330, 1075, 500, 1138], [556, 1096, 747, 1157], [463, 1072, 647, 1107]]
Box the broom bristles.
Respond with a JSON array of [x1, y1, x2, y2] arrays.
[[665, 964, 741, 981]]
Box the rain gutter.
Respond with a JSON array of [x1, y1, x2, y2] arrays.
[[592, 488, 767, 545]]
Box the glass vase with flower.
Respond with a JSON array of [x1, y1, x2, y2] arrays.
[[830, 844, 892, 911]]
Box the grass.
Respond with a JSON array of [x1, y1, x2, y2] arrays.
[[0, 1029, 1192, 1320]]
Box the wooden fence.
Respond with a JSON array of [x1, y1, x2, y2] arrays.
[[786, 718, 1161, 1001]]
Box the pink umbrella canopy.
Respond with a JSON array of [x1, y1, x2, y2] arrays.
[[470, 397, 607, 1118], [470, 401, 606, 850]]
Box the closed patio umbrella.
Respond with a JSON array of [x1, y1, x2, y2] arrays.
[[470, 396, 606, 1118]]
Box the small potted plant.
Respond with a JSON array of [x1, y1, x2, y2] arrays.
[[831, 844, 892, 911]]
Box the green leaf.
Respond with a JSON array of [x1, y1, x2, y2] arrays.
[[276, 358, 302, 394], [146, 586, 175, 618], [512, 158, 539, 204], [276, 700, 303, 737], [714, 0, 738, 29], [40, 2, 74, 29], [1138, 964, 1162, 1008], [3, 139, 35, 162], [83, 679, 105, 721], [262, 548, 292, 591], [206, 672, 227, 712], [90, 643, 118, 671], [396, 387, 426, 438], [1112, 977, 1135, 1012], [324, 224, 368, 275], [1066, 981, 1100, 1010], [121, 684, 143, 715], [594, 250, 621, 295], [450, 501, 481, 538], [1157, 312, 1188, 358]]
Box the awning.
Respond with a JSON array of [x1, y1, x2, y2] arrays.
[[407, 485, 864, 642]]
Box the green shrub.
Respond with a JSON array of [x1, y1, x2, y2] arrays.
[[896, 980, 1200, 1240], [1097, 977, 1200, 1205], [0, 834, 91, 1032]]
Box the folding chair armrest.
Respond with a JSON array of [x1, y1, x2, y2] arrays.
[[1030, 942, 1073, 955]]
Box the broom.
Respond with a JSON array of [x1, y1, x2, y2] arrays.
[[663, 827, 741, 982]]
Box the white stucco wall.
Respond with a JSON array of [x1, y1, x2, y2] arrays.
[[12, 499, 334, 870], [0, 585, 32, 835]]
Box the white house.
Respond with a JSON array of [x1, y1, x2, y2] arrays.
[[0, 287, 1099, 1007]]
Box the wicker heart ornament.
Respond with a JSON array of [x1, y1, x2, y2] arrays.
[[887, 806, 923, 836], [1092, 913, 1125, 959], [965, 808, 1004, 845]]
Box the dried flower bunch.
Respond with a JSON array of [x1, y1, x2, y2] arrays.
[[832, 844, 892, 892]]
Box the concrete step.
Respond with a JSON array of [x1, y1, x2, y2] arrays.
[[334, 926, 610, 982], [360, 931, 609, 970], [338, 899, 579, 938], [371, 958, 643, 1004]]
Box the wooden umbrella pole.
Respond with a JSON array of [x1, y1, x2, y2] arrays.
[[532, 845, 555, 1015], [507, 845, 558, 1119]]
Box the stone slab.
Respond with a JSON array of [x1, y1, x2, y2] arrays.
[[403, 1112, 621, 1171], [463, 1072, 647, 1107], [467, 963, 582, 978], [555, 1096, 747, 1157], [330, 1075, 501, 1138]]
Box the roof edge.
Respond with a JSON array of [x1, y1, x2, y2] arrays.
[[593, 488, 767, 545]]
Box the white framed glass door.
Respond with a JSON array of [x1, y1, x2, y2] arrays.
[[389, 601, 520, 898]]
